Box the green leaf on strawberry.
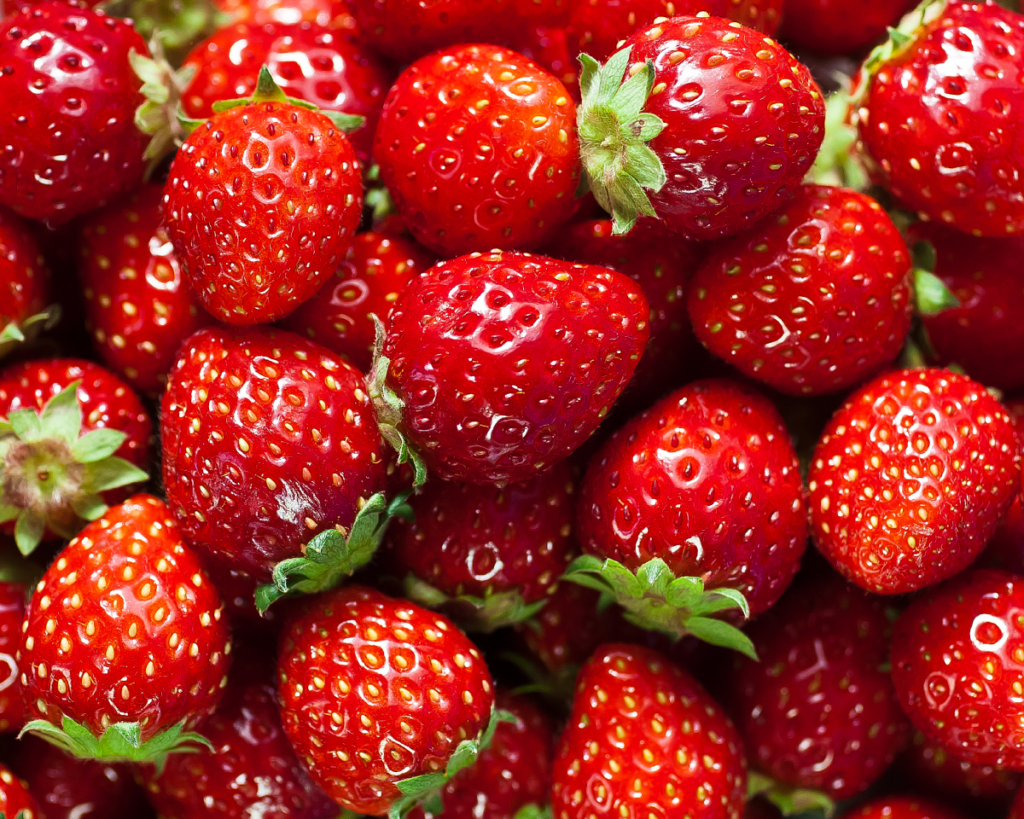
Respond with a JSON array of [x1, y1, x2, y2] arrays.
[[747, 771, 837, 817], [402, 574, 548, 633], [912, 241, 960, 316], [513, 805, 553, 819], [0, 304, 61, 362]]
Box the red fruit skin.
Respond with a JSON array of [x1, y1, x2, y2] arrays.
[[161, 326, 387, 581], [164, 101, 362, 325], [17, 495, 232, 741], [780, 0, 915, 55], [214, 0, 358, 30], [981, 396, 1024, 573], [352, 0, 512, 60], [79, 184, 212, 397], [688, 186, 914, 396], [0, 762, 41, 819], [276, 585, 496, 815], [180, 22, 392, 167], [551, 643, 747, 819], [856, 2, 1024, 238], [0, 206, 48, 332], [892, 569, 1024, 769], [382, 251, 650, 484], [0, 581, 26, 734], [808, 368, 1021, 595], [578, 379, 808, 617], [620, 17, 825, 241], [843, 797, 971, 819], [0, 3, 148, 224], [374, 44, 580, 256], [509, 24, 579, 95], [281, 230, 436, 372]]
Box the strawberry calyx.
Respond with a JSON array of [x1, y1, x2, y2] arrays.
[[747, 771, 836, 818], [131, 41, 198, 169], [911, 240, 960, 316], [0, 305, 61, 361], [402, 574, 548, 633], [575, 46, 667, 235], [255, 490, 414, 613], [563, 556, 757, 659], [513, 806, 553, 819], [0, 383, 149, 556], [806, 84, 867, 191], [104, 0, 221, 55]]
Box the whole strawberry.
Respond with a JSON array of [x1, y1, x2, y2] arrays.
[[163, 70, 362, 325], [842, 797, 971, 819], [809, 368, 1021, 594], [0, 2, 149, 224], [276, 585, 499, 816], [0, 763, 41, 819], [551, 643, 746, 819], [0, 207, 52, 360], [688, 185, 914, 395], [374, 44, 580, 256], [17, 495, 232, 764], [781, 0, 916, 55]]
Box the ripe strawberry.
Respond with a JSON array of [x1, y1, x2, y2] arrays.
[[808, 368, 1020, 594], [352, 0, 509, 60], [892, 569, 1024, 769], [576, 16, 825, 237], [551, 643, 746, 819], [0, 207, 53, 361], [276, 585, 498, 816], [78, 184, 212, 397], [0, 359, 150, 555], [0, 3, 149, 224], [780, 0, 916, 55], [17, 495, 232, 764], [214, 0, 358, 30], [163, 71, 363, 325], [373, 250, 649, 485], [842, 797, 971, 819], [373, 44, 580, 256], [0, 763, 40, 819], [688, 185, 914, 395], [0, 577, 26, 734], [852, 1, 1024, 237], [281, 230, 436, 372]]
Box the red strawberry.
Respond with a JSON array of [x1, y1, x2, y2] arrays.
[[780, 0, 916, 55], [281, 230, 436, 372], [688, 185, 914, 396], [78, 184, 212, 397], [373, 250, 649, 485], [842, 797, 970, 819], [0, 359, 151, 555], [352, 0, 510, 60], [892, 569, 1024, 769], [551, 643, 746, 819], [0, 3, 149, 224], [852, 1, 1024, 237], [575, 16, 825, 238], [808, 368, 1021, 594], [373, 44, 580, 256], [17, 495, 232, 764], [214, 0, 358, 30], [0, 763, 40, 819], [0, 577, 26, 734], [276, 585, 498, 816], [163, 71, 363, 325], [0, 207, 54, 361]]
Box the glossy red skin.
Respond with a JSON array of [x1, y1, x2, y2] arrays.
[[353, 0, 512, 60], [0, 3, 148, 224], [79, 184, 212, 397], [509, 24, 579, 96], [809, 368, 1021, 595], [181, 22, 392, 167], [164, 100, 362, 325], [780, 0, 915, 55], [0, 207, 47, 332], [0, 763, 41, 819], [17, 495, 232, 741], [514, 582, 621, 672], [374, 44, 580, 257], [909, 223, 1024, 392], [722, 571, 909, 799], [982, 396, 1024, 572], [856, 2, 1024, 237], [281, 230, 435, 372], [276, 585, 496, 815], [382, 251, 650, 484], [552, 643, 747, 819], [621, 17, 824, 241], [214, 0, 358, 30], [0, 581, 25, 734], [578, 379, 808, 617], [843, 797, 972, 819], [689, 186, 914, 396], [161, 326, 387, 581]]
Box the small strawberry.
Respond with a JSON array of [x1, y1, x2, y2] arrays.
[[808, 368, 1021, 594], [842, 797, 971, 819], [0, 207, 55, 361], [0, 575, 27, 734], [780, 0, 917, 55], [17, 495, 232, 765], [351, 0, 511, 60], [0, 763, 40, 819]]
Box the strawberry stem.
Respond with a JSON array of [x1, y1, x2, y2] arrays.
[[0, 305, 61, 361]]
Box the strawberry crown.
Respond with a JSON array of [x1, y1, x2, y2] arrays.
[[0, 812, 29, 819], [402, 574, 548, 633], [0, 305, 61, 362], [748, 771, 837, 817]]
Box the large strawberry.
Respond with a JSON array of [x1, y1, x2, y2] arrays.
[[17, 495, 232, 765], [808, 368, 1021, 594], [780, 0, 917, 55], [0, 763, 40, 819], [0, 207, 55, 361], [688, 185, 914, 396], [575, 16, 825, 237]]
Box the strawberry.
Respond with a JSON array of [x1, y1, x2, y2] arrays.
[[0, 577, 26, 734], [551, 643, 747, 819], [0, 763, 40, 819], [373, 44, 580, 256], [892, 569, 1024, 769], [842, 797, 971, 819], [163, 70, 363, 325], [575, 16, 825, 237], [276, 584, 500, 817], [780, 0, 917, 55], [17, 495, 232, 765], [852, 1, 1024, 238], [372, 250, 649, 485], [688, 185, 914, 396], [281, 230, 436, 372], [0, 207, 55, 361], [0, 3, 149, 224], [78, 184, 212, 397], [351, 0, 510, 60], [808, 368, 1021, 594], [0, 359, 150, 556]]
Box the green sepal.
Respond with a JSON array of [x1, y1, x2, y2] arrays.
[[13, 512, 45, 557], [514, 805, 553, 819], [807, 86, 868, 190], [0, 304, 61, 361], [0, 811, 29, 819], [130, 45, 198, 170], [71, 428, 128, 463], [912, 241, 959, 316], [747, 771, 837, 817], [562, 556, 757, 659], [402, 574, 548, 633], [82, 458, 149, 493], [37, 382, 82, 445]]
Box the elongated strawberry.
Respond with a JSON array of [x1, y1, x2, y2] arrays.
[[0, 763, 40, 819], [0, 208, 55, 361], [781, 0, 917, 55]]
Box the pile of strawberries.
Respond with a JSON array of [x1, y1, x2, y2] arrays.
[[2, 0, 1024, 815]]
